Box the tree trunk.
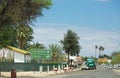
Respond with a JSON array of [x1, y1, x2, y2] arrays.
[[68, 51, 70, 66], [99, 51, 101, 58], [19, 40, 23, 49], [19, 39, 25, 49], [95, 49, 96, 58]]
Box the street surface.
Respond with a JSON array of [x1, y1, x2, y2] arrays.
[[1, 67, 120, 78], [42, 67, 120, 78]]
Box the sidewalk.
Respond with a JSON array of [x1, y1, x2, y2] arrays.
[[0, 69, 80, 78], [0, 71, 58, 78], [113, 69, 120, 76], [113, 69, 120, 73]]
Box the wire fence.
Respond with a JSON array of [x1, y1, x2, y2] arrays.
[[0, 62, 64, 72]]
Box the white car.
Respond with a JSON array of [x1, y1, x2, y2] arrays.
[[81, 62, 89, 70]]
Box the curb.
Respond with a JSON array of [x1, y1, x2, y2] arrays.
[[112, 69, 120, 76]]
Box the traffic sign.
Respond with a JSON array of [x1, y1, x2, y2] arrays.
[[30, 48, 52, 59]]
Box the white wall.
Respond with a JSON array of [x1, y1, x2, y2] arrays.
[[0, 48, 13, 58], [14, 51, 25, 63], [0, 48, 27, 63]]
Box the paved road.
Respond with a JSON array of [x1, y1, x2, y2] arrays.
[[1, 67, 119, 78], [42, 68, 120, 78]]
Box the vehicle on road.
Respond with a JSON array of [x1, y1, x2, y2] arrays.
[[81, 62, 89, 70], [85, 58, 96, 69]]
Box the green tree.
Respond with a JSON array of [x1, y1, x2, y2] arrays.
[[95, 45, 98, 58], [0, 26, 16, 48], [33, 42, 45, 49], [99, 46, 105, 58], [24, 36, 34, 50], [16, 25, 33, 49], [111, 51, 120, 64], [111, 54, 120, 64], [111, 51, 120, 57], [49, 44, 63, 62], [0, 0, 52, 47], [82, 56, 88, 61], [60, 29, 81, 65], [27, 42, 45, 51], [0, 0, 52, 25]]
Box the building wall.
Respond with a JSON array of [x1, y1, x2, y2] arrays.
[[0, 48, 14, 61], [14, 51, 25, 63], [0, 48, 28, 63]]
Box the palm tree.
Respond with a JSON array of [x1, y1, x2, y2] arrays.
[[99, 46, 105, 58], [95, 45, 98, 58], [16, 25, 33, 49], [49, 44, 63, 62], [35, 42, 45, 49]]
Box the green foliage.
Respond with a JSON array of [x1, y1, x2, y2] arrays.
[[0, 0, 52, 25], [99, 46, 105, 52], [0, 0, 52, 48], [60, 29, 81, 65], [33, 0, 52, 8], [15, 25, 33, 49], [111, 51, 120, 57], [99, 54, 112, 59], [49, 44, 64, 62], [0, 26, 17, 48], [111, 51, 120, 64], [98, 46, 105, 58], [82, 56, 88, 61], [27, 42, 45, 50], [60, 29, 81, 56]]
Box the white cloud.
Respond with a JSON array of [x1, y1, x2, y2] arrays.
[[32, 23, 120, 57]]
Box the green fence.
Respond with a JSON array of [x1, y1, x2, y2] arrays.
[[0, 62, 63, 72]]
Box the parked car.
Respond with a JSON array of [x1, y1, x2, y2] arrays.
[[108, 65, 115, 69], [109, 66, 114, 69], [81, 62, 89, 70]]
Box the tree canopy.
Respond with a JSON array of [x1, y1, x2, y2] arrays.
[[0, 0, 52, 25], [111, 51, 120, 64], [98, 46, 105, 58], [49, 44, 64, 62], [16, 25, 33, 49], [60, 29, 81, 64], [0, 0, 52, 48]]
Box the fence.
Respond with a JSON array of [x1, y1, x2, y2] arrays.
[[0, 62, 65, 72]]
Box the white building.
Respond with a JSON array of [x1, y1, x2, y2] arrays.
[[0, 46, 30, 63]]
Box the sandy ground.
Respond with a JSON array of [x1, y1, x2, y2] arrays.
[[1, 71, 55, 77], [0, 69, 80, 78], [0, 70, 68, 78]]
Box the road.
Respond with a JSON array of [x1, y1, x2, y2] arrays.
[[42, 67, 120, 78], [2, 67, 119, 78]]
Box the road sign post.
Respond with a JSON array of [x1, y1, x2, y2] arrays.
[[30, 48, 52, 60]]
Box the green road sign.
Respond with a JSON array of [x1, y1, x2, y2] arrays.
[[30, 48, 52, 59]]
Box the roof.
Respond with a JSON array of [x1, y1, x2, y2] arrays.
[[7, 46, 30, 55]]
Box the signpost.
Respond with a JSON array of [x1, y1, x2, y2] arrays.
[[30, 48, 52, 60], [30, 48, 52, 72]]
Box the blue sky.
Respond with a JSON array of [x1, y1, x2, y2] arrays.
[[32, 0, 120, 57]]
